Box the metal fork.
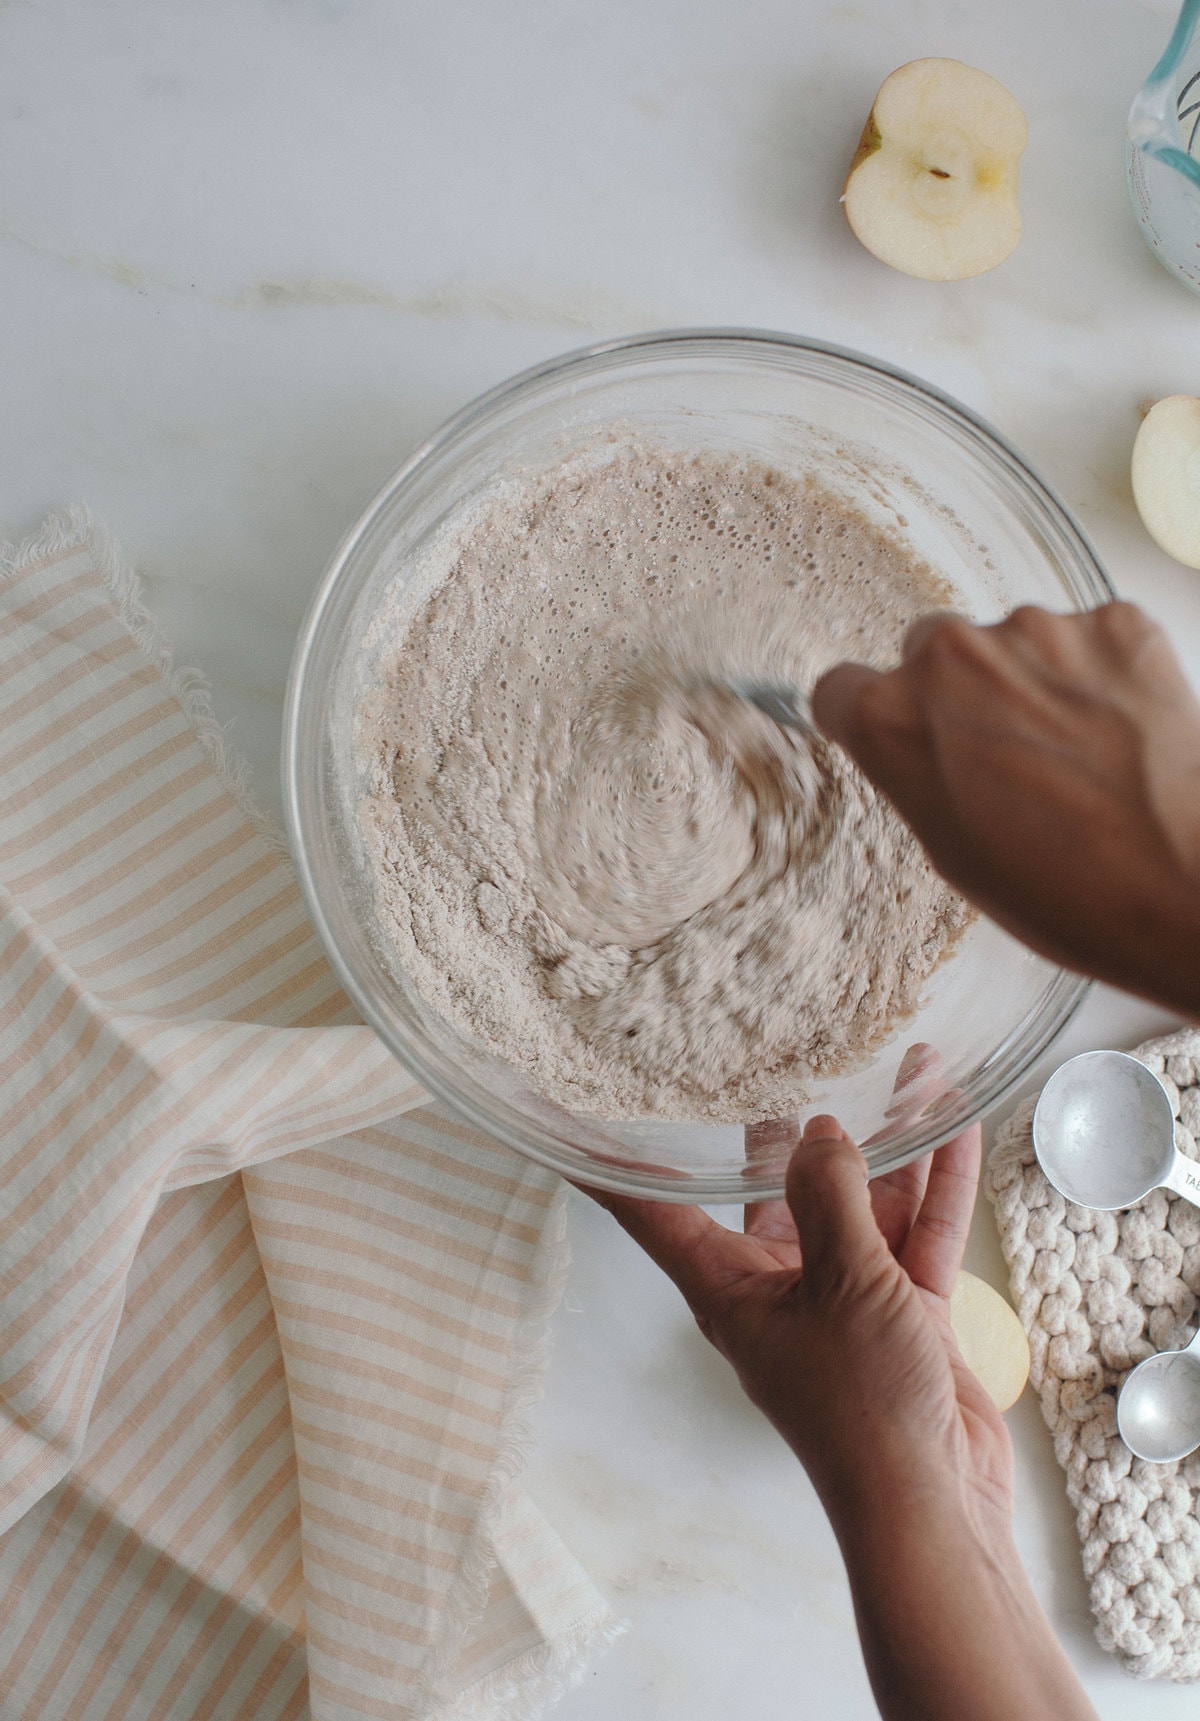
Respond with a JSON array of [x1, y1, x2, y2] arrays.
[[722, 679, 817, 738]]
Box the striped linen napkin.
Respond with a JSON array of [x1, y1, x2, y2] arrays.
[[0, 511, 617, 1721]]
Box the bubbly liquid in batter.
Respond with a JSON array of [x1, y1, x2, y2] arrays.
[[360, 443, 970, 1121]]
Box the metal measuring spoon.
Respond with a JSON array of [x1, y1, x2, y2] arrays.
[[1118, 1335, 1200, 1464], [1031, 1049, 1200, 1211], [1034, 1049, 1200, 1464]]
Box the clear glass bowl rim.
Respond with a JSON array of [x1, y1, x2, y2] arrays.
[[282, 327, 1110, 1201]]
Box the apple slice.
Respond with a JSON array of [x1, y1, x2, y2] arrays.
[[842, 58, 1028, 281], [949, 1270, 1030, 1412], [1131, 395, 1200, 569]]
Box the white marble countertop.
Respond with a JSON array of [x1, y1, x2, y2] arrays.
[[4, 0, 1200, 1713]]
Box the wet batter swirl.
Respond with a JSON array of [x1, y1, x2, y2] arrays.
[[360, 443, 970, 1121]]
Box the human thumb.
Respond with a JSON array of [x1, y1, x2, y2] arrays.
[[785, 1116, 887, 1298]]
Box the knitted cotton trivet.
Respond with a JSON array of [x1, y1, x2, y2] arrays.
[[987, 1029, 1200, 1679]]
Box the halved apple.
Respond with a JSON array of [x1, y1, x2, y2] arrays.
[[1131, 395, 1200, 569], [842, 58, 1028, 281], [949, 1270, 1030, 1412]]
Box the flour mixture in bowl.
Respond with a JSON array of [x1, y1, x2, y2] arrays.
[[360, 442, 970, 1122]]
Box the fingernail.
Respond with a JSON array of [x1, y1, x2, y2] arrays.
[[802, 1113, 844, 1144]]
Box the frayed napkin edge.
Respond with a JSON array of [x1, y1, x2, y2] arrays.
[[1, 505, 290, 860]]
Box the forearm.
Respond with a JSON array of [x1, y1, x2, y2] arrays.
[[971, 883, 1200, 1022], [831, 1494, 1099, 1721]]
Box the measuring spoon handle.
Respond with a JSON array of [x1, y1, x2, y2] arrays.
[[1164, 1147, 1200, 1207]]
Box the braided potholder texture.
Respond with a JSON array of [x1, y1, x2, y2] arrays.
[[987, 1029, 1200, 1679]]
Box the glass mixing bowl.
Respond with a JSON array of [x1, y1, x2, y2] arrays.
[[283, 329, 1112, 1202]]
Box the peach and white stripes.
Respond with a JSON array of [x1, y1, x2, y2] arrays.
[[0, 514, 613, 1720]]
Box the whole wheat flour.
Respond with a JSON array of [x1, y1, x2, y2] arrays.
[[359, 443, 970, 1121]]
